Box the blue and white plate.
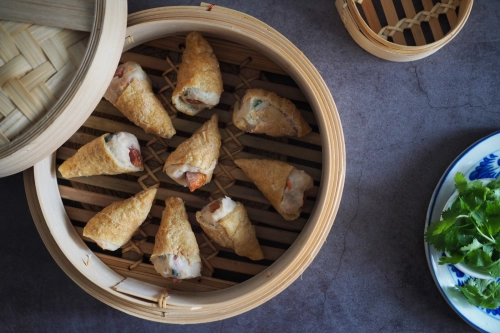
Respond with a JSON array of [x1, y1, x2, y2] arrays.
[[425, 131, 500, 333]]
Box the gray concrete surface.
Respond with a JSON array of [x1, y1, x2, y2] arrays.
[[1, 1, 499, 332]]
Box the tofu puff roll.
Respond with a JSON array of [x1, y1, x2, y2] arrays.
[[196, 197, 264, 261], [58, 132, 143, 178], [164, 114, 221, 192], [83, 187, 157, 251], [150, 197, 202, 279], [104, 61, 176, 139], [233, 88, 311, 137], [235, 159, 313, 221], [172, 32, 223, 116]]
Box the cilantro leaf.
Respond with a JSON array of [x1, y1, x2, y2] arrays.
[[425, 217, 456, 237], [491, 188, 500, 202], [487, 177, 500, 191], [444, 226, 460, 249], [426, 174, 500, 274], [454, 172, 468, 193], [441, 206, 461, 221], [466, 248, 492, 268], [438, 253, 464, 265], [459, 196, 473, 213], [425, 218, 459, 251], [487, 215, 500, 237], [471, 209, 487, 227], [486, 201, 500, 215], [486, 260, 500, 278], [457, 279, 500, 309], [460, 238, 483, 253]]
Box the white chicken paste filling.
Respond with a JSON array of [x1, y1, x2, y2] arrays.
[[152, 254, 201, 279], [280, 169, 313, 214], [104, 62, 151, 105], [166, 160, 217, 187], [234, 98, 271, 130], [105, 132, 141, 168], [200, 196, 237, 225], [180, 87, 220, 112]]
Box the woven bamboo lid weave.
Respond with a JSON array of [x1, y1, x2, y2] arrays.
[[336, 0, 473, 61], [0, 0, 127, 177], [25, 4, 346, 323]]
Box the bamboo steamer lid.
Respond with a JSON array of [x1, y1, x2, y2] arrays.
[[335, 0, 473, 61], [24, 4, 346, 323], [0, 0, 127, 177]]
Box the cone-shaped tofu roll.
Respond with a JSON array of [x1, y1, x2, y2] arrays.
[[235, 159, 313, 220], [104, 62, 176, 139], [172, 32, 223, 116], [83, 187, 157, 251], [58, 132, 143, 178], [233, 88, 311, 137], [150, 197, 202, 279], [196, 197, 264, 260], [164, 114, 221, 192]]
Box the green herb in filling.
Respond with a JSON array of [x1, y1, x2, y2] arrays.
[[252, 99, 262, 109], [104, 134, 114, 143]]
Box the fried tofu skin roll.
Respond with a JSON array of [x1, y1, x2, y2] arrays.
[[83, 187, 157, 251], [233, 88, 311, 137], [104, 62, 176, 139], [164, 114, 221, 192], [172, 32, 223, 116], [58, 132, 143, 178], [150, 197, 202, 279], [235, 159, 313, 220], [196, 197, 264, 261]]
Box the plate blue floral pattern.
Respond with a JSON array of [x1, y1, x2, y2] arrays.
[[470, 154, 500, 180], [425, 131, 500, 333]]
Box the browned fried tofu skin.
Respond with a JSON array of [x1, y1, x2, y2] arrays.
[[234, 159, 313, 220], [172, 32, 223, 116], [83, 187, 157, 251], [233, 88, 311, 137]]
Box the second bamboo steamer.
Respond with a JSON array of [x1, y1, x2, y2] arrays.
[[336, 0, 474, 61]]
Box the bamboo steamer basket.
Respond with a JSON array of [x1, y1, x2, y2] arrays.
[[335, 0, 473, 61], [0, 0, 127, 177], [24, 4, 345, 323]]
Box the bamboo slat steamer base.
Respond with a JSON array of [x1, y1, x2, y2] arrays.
[[0, 0, 127, 177], [25, 5, 345, 323], [335, 0, 473, 61]]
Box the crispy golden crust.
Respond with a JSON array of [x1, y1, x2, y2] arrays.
[[163, 114, 221, 183], [58, 133, 143, 178], [232, 88, 311, 137], [196, 201, 264, 260], [150, 197, 201, 265], [234, 158, 299, 220], [172, 32, 223, 115], [115, 79, 176, 138], [82, 187, 157, 250]]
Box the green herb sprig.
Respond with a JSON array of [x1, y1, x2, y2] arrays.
[[457, 278, 500, 310], [425, 172, 500, 278]]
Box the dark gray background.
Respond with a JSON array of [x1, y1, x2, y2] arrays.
[[1, 1, 499, 332]]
